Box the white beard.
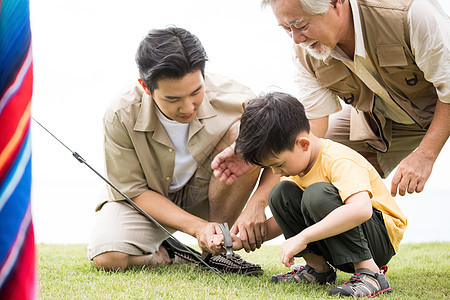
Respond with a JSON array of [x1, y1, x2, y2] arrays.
[[300, 40, 332, 60]]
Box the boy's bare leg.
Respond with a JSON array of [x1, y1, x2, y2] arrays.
[[353, 258, 380, 273], [303, 253, 380, 273], [302, 253, 332, 272]]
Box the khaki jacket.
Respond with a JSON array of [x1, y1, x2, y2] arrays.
[[295, 0, 438, 152], [97, 73, 254, 210]]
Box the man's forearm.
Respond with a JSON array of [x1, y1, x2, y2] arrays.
[[309, 116, 329, 138], [245, 169, 280, 209], [416, 100, 450, 160], [132, 190, 206, 237], [264, 217, 283, 242]]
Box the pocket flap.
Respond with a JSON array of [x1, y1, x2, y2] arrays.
[[376, 44, 408, 67], [315, 60, 352, 86]]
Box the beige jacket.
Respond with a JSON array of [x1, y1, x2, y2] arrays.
[[295, 0, 438, 152], [97, 73, 255, 210]]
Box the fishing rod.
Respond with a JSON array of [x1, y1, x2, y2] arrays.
[[31, 117, 225, 281]]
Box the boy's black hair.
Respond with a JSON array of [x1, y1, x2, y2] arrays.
[[235, 92, 310, 166], [135, 26, 208, 93]]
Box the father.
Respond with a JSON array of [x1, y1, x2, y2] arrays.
[[88, 27, 279, 272]]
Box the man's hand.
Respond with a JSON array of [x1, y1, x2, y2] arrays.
[[390, 101, 449, 197], [231, 204, 267, 253], [211, 142, 258, 185], [211, 232, 244, 252], [195, 222, 225, 255], [390, 149, 434, 196]]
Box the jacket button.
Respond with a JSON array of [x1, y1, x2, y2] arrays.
[[168, 148, 173, 152], [166, 177, 170, 181]]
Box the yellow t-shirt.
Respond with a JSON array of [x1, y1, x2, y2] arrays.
[[289, 139, 407, 252]]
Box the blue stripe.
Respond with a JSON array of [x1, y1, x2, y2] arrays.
[[0, 0, 31, 97], [0, 160, 31, 269], [0, 132, 31, 212]]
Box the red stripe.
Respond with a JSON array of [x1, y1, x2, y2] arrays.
[[0, 63, 33, 150], [0, 224, 37, 299], [0, 64, 32, 181], [0, 107, 30, 182]]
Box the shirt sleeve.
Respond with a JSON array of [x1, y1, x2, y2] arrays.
[[409, 0, 450, 103], [292, 49, 342, 119], [329, 158, 373, 202], [103, 109, 149, 200]]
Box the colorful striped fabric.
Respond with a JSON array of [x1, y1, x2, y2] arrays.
[[0, 0, 37, 298]]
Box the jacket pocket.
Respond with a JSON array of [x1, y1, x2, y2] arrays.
[[315, 60, 354, 87], [376, 44, 408, 68]]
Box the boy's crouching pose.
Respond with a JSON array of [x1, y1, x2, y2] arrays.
[[231, 92, 407, 297]]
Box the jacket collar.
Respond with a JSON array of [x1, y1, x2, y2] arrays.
[[331, 0, 366, 61]]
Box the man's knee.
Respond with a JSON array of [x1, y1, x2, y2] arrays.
[[92, 251, 130, 271]]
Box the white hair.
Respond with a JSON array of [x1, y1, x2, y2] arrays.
[[262, 0, 344, 15], [301, 0, 332, 14]]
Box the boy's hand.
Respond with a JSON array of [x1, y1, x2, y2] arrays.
[[280, 235, 307, 267], [211, 143, 258, 185]]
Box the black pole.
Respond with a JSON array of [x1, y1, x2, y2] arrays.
[[31, 117, 225, 280]]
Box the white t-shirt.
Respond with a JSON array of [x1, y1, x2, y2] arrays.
[[155, 105, 198, 191]]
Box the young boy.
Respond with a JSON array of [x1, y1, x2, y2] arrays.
[[87, 27, 279, 274], [229, 92, 407, 297]]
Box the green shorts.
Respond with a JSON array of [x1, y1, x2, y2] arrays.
[[269, 181, 395, 273]]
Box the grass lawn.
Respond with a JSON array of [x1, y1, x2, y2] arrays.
[[38, 242, 450, 299]]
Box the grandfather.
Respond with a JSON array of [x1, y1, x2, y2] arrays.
[[261, 0, 449, 196]]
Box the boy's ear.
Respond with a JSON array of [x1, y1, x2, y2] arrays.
[[296, 136, 310, 151], [138, 79, 152, 95]]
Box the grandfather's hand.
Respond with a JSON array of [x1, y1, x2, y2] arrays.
[[211, 143, 258, 185], [390, 149, 434, 196], [231, 204, 267, 253]]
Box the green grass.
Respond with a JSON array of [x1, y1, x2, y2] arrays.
[[38, 242, 450, 299]]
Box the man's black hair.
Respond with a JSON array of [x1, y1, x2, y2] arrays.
[[235, 92, 310, 166], [135, 26, 208, 93]]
